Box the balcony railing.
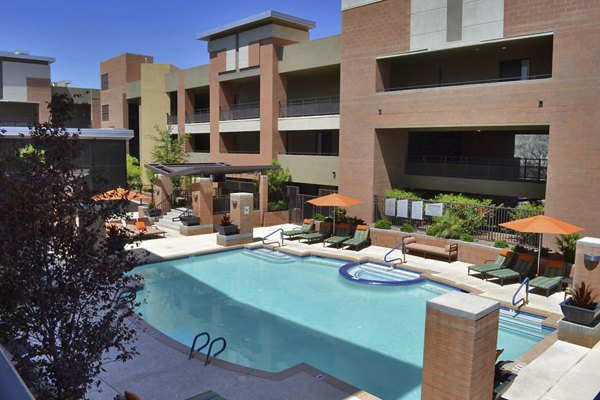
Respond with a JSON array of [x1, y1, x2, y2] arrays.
[[405, 155, 547, 182], [383, 74, 551, 92], [0, 118, 38, 127], [284, 151, 339, 156], [279, 95, 340, 118], [186, 108, 210, 124], [220, 102, 260, 121], [166, 113, 178, 125]]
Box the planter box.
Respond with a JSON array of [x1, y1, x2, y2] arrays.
[[560, 298, 600, 326], [180, 215, 200, 226], [215, 224, 239, 236]]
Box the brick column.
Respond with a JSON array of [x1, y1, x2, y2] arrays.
[[229, 193, 253, 235], [154, 175, 173, 212], [191, 177, 213, 228], [259, 175, 268, 225], [422, 292, 500, 400]]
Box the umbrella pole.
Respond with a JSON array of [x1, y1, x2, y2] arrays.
[[333, 206, 337, 233], [537, 233, 543, 277]]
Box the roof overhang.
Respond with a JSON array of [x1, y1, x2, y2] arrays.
[[196, 10, 315, 41], [0, 50, 55, 64], [0, 127, 134, 140], [145, 162, 279, 177]]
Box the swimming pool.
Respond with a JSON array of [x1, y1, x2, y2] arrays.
[[134, 248, 552, 400]]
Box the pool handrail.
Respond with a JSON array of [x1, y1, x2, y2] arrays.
[[262, 228, 284, 248], [189, 332, 211, 360], [512, 277, 530, 308], [384, 242, 406, 264], [205, 337, 227, 366]]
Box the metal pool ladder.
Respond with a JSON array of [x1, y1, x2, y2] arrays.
[[189, 332, 228, 366], [512, 277, 530, 308], [262, 228, 284, 248], [384, 242, 406, 264]]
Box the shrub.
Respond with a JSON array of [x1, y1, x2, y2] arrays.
[[512, 244, 531, 253], [433, 193, 494, 235], [374, 219, 392, 229], [460, 233, 474, 242], [268, 200, 288, 212], [426, 212, 466, 239], [384, 188, 422, 200], [400, 223, 415, 233], [312, 213, 326, 221], [494, 240, 509, 248], [556, 233, 580, 264]]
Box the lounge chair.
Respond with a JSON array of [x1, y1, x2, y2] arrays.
[[324, 223, 352, 248], [486, 253, 535, 286], [283, 219, 314, 239], [185, 390, 227, 400], [300, 221, 333, 244], [126, 217, 166, 240], [467, 249, 514, 278], [529, 260, 566, 297], [343, 224, 370, 251]]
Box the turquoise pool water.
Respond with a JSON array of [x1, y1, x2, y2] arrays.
[[134, 248, 551, 400]]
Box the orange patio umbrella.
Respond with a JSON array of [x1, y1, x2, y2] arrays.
[[92, 187, 151, 202], [307, 193, 362, 231], [500, 215, 584, 276]]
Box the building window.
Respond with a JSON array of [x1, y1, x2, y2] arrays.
[[102, 104, 109, 121], [101, 73, 109, 90]]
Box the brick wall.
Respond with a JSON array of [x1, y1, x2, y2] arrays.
[[26, 77, 51, 123]]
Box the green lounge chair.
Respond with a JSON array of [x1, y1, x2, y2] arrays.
[[300, 221, 333, 244], [343, 224, 370, 250], [529, 260, 566, 297], [323, 223, 352, 248], [486, 253, 535, 286], [467, 249, 514, 278], [186, 390, 227, 400], [283, 219, 314, 239]]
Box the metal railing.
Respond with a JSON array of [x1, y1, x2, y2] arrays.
[[405, 155, 547, 182], [384, 242, 406, 264], [512, 277, 530, 307], [166, 113, 178, 125], [213, 194, 260, 214], [219, 102, 260, 121], [383, 73, 552, 92], [188, 332, 227, 366], [0, 118, 38, 127], [373, 195, 544, 247], [187, 108, 210, 123], [262, 228, 285, 247], [279, 95, 340, 118]]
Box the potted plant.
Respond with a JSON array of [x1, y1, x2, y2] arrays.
[[493, 349, 517, 400], [179, 215, 200, 226], [216, 214, 238, 235], [560, 282, 600, 326]]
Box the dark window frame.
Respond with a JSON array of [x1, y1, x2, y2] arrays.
[[101, 73, 109, 90], [102, 104, 109, 121]]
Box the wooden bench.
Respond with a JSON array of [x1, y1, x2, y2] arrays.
[[402, 236, 458, 263]]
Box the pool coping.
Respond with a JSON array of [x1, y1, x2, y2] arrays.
[[133, 242, 562, 397]]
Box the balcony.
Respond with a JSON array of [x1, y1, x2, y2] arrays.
[[0, 117, 37, 127], [166, 113, 178, 125], [186, 108, 210, 124], [405, 155, 547, 182], [220, 102, 260, 121], [279, 95, 340, 118], [377, 33, 553, 92]]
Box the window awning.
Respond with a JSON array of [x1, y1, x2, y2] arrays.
[[144, 162, 279, 177]]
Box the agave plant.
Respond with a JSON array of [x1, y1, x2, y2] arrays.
[[570, 282, 596, 309], [220, 213, 232, 226]]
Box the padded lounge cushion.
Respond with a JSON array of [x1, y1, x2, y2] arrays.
[[135, 221, 146, 231], [406, 243, 450, 257]]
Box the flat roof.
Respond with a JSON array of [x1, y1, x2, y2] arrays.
[[196, 10, 315, 41], [0, 126, 133, 140], [145, 162, 279, 177], [0, 50, 55, 64]]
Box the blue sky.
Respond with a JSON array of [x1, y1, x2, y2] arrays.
[[2, 0, 341, 88]]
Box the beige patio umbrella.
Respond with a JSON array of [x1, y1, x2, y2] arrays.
[[307, 193, 362, 232], [500, 215, 584, 276]]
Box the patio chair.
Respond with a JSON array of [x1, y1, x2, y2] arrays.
[[300, 221, 333, 244], [283, 219, 314, 239], [342, 224, 370, 251], [486, 253, 535, 286], [323, 223, 352, 248], [467, 249, 514, 278], [529, 260, 566, 297], [185, 390, 227, 400]]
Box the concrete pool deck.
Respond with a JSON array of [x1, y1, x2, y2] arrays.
[[87, 224, 600, 399]]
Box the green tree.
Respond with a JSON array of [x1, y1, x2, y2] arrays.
[[127, 154, 142, 190], [0, 93, 141, 399], [145, 125, 190, 182]]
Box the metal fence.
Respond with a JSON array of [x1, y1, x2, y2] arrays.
[[219, 102, 260, 121], [373, 195, 543, 247], [187, 108, 210, 123], [279, 95, 340, 118], [213, 194, 261, 215]]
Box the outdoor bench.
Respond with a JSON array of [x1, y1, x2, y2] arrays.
[[402, 236, 458, 263]]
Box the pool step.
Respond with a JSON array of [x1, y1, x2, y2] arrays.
[[243, 249, 295, 264], [304, 256, 347, 267]]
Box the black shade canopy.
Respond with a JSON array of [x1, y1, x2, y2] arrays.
[[144, 162, 279, 177]]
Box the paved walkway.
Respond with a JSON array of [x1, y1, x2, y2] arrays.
[[87, 224, 599, 399]]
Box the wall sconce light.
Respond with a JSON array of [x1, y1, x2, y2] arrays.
[[584, 254, 600, 270], [156, 189, 160, 196], [538, 100, 544, 108], [332, 171, 336, 178], [378, 109, 382, 115], [193, 194, 199, 202], [232, 200, 238, 209]]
